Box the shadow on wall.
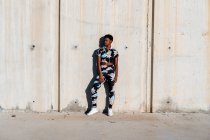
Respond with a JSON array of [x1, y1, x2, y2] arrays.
[[85, 36, 110, 114]]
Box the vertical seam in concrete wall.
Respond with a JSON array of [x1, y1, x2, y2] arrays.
[[58, 0, 61, 112], [146, 0, 155, 113], [145, 0, 150, 113], [150, 0, 155, 113]]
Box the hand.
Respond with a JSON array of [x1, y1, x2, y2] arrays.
[[99, 75, 105, 83]]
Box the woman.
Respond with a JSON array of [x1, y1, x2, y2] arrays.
[[87, 34, 119, 116]]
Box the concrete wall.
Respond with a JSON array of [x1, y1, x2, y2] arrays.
[[153, 0, 210, 112], [0, 0, 209, 113], [60, 0, 150, 112], [0, 0, 59, 112]]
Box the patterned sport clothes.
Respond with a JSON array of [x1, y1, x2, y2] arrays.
[[90, 46, 119, 109], [96, 46, 119, 75]]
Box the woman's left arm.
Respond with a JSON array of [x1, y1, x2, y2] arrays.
[[114, 56, 118, 83]]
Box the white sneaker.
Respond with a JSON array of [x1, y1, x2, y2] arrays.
[[87, 108, 98, 116], [108, 108, 113, 116]]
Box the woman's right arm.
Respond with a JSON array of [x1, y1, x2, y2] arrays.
[[97, 56, 104, 82]]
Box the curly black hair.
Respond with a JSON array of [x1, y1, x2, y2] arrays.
[[104, 34, 113, 41]]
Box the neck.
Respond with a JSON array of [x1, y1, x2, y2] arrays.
[[105, 45, 111, 50]]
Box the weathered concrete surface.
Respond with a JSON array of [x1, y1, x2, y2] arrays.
[[1, 0, 210, 113], [153, 0, 210, 112], [0, 112, 209, 140], [0, 0, 59, 112], [60, 0, 150, 113]]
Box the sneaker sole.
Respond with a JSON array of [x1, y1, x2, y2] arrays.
[[87, 110, 98, 116]]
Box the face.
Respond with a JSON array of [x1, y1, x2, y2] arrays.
[[104, 38, 112, 46]]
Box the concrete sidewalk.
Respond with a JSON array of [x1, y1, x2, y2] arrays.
[[0, 111, 209, 140]]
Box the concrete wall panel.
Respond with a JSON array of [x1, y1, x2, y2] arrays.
[[153, 0, 210, 112], [0, 0, 59, 112], [60, 0, 150, 112]]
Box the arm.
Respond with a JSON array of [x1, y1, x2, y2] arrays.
[[97, 56, 102, 76], [114, 56, 118, 83], [97, 56, 105, 82]]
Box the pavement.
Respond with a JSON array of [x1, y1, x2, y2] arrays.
[[0, 111, 210, 140]]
